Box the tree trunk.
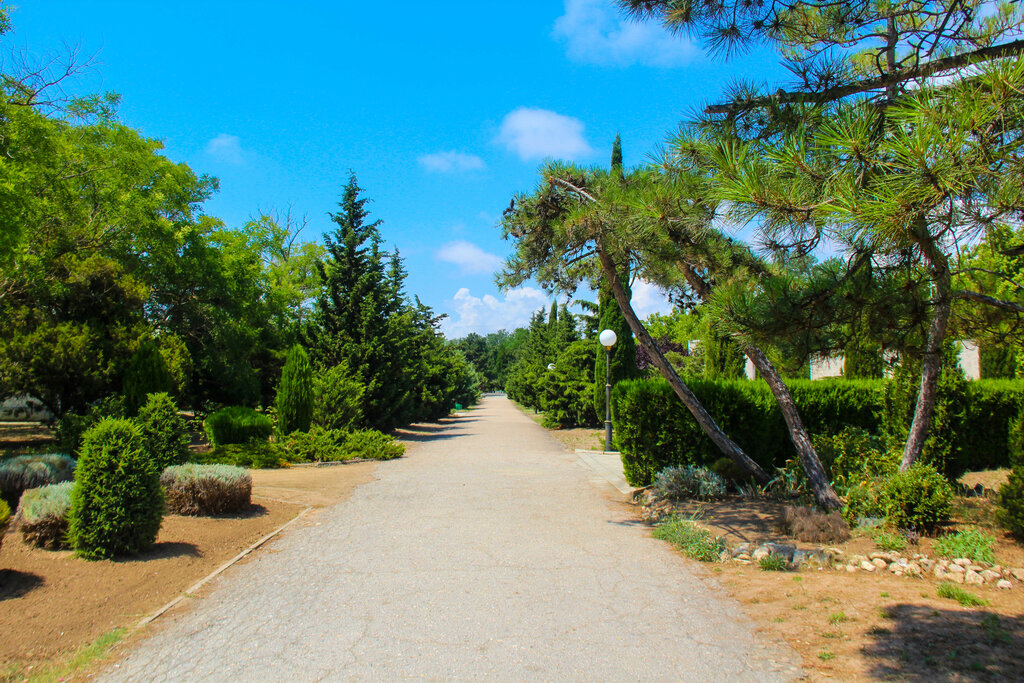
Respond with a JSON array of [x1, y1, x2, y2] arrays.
[[900, 242, 953, 471], [597, 246, 771, 484], [678, 262, 840, 508], [743, 344, 842, 510]]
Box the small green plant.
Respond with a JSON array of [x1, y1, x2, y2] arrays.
[[0, 453, 76, 509], [651, 515, 725, 562], [341, 429, 405, 460], [759, 553, 789, 571], [980, 614, 1010, 643], [997, 467, 1024, 536], [0, 499, 10, 553], [282, 426, 350, 462], [871, 528, 907, 552], [18, 481, 74, 549], [879, 464, 953, 530], [204, 406, 273, 446], [135, 392, 190, 470], [841, 479, 886, 526], [817, 650, 835, 662], [821, 631, 842, 639], [275, 344, 314, 434], [200, 441, 290, 469], [933, 528, 997, 564], [68, 418, 164, 559], [161, 464, 252, 515], [828, 611, 851, 625], [654, 465, 727, 501], [936, 582, 988, 607]]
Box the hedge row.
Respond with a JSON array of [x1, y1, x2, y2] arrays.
[[611, 378, 1024, 487]]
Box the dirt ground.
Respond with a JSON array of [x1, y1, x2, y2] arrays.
[[0, 461, 377, 678], [551, 426, 1024, 681]]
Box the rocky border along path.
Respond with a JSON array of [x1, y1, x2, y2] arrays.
[[102, 396, 803, 681]]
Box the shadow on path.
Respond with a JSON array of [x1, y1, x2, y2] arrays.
[[0, 569, 44, 600]]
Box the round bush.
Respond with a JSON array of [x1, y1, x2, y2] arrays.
[[18, 482, 74, 549], [0, 453, 76, 509], [161, 464, 252, 515], [68, 418, 164, 559], [136, 392, 190, 470], [879, 464, 953, 531], [998, 468, 1024, 537], [842, 479, 885, 526], [654, 465, 727, 501], [0, 499, 10, 553]]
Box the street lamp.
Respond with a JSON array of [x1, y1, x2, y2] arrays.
[[599, 329, 617, 452]]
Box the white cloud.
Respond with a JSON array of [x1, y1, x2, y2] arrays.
[[418, 150, 486, 173], [497, 107, 593, 161], [204, 133, 246, 165], [553, 0, 700, 67], [442, 286, 550, 338], [629, 279, 674, 319], [436, 240, 504, 275]]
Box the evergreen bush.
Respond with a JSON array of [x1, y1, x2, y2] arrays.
[[68, 418, 164, 559], [282, 426, 349, 462], [18, 482, 73, 549], [654, 465, 727, 501], [312, 364, 364, 431], [204, 406, 273, 446], [123, 339, 174, 416], [55, 395, 125, 456], [0, 499, 9, 553], [199, 442, 291, 469], [275, 344, 314, 434], [135, 392, 190, 470], [879, 464, 953, 531], [340, 430, 404, 460], [997, 468, 1024, 536], [0, 453, 76, 509], [812, 427, 898, 494], [842, 479, 886, 526], [161, 464, 252, 515]]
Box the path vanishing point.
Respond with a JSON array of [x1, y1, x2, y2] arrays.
[[102, 395, 803, 681]]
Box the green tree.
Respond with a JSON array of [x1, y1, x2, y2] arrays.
[[276, 344, 314, 433], [123, 339, 174, 417]]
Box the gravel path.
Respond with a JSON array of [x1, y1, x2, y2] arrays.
[[103, 396, 802, 681]]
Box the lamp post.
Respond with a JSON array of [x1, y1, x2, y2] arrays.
[[599, 329, 617, 452]]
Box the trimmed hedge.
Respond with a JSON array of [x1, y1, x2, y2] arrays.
[[19, 482, 74, 549], [612, 377, 1024, 487], [204, 406, 273, 446], [136, 392, 190, 470], [161, 464, 252, 515], [0, 454, 76, 509]]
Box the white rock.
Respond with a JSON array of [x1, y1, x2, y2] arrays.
[[965, 570, 984, 586], [997, 579, 1012, 590], [980, 570, 1001, 583], [949, 571, 965, 584], [1011, 568, 1024, 581], [846, 564, 858, 573], [860, 560, 876, 572], [872, 558, 888, 569], [947, 563, 966, 574], [954, 558, 973, 567]]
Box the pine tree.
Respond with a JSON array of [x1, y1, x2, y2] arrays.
[[123, 339, 174, 417], [276, 344, 314, 433]]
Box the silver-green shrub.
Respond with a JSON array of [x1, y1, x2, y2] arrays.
[[0, 453, 76, 509], [161, 463, 252, 515], [19, 482, 74, 549], [654, 465, 727, 501]]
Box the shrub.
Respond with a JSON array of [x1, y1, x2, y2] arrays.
[[0, 454, 76, 509], [204, 406, 273, 446], [313, 364, 364, 432], [161, 464, 252, 515], [654, 465, 727, 501], [879, 464, 953, 531], [871, 528, 907, 552], [135, 393, 190, 470], [123, 339, 174, 416], [933, 529, 997, 564], [199, 441, 291, 469], [282, 426, 350, 463], [759, 553, 789, 571], [998, 468, 1024, 536], [651, 515, 725, 562], [275, 345, 314, 434], [812, 427, 897, 494], [68, 418, 164, 559], [710, 456, 751, 484], [18, 482, 73, 549], [783, 506, 851, 543], [55, 395, 125, 456], [0, 499, 9, 553], [340, 430, 404, 460], [842, 479, 886, 526]]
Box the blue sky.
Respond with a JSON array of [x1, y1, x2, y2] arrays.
[[9, 0, 786, 338]]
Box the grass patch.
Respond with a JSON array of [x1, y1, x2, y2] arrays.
[[871, 528, 907, 552], [933, 529, 996, 564], [817, 650, 836, 662], [759, 553, 789, 571], [3, 628, 127, 683], [828, 611, 851, 624], [936, 582, 988, 607], [651, 515, 725, 562]]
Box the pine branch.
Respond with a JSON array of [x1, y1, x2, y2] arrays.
[[953, 289, 1024, 313], [706, 39, 1024, 114]]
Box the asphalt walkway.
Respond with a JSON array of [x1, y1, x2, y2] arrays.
[[102, 395, 802, 681]]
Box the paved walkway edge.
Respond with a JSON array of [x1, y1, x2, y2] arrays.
[[134, 504, 313, 629], [574, 449, 633, 494]]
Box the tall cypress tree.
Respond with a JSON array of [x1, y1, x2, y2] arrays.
[[276, 344, 314, 433], [594, 135, 639, 418]]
